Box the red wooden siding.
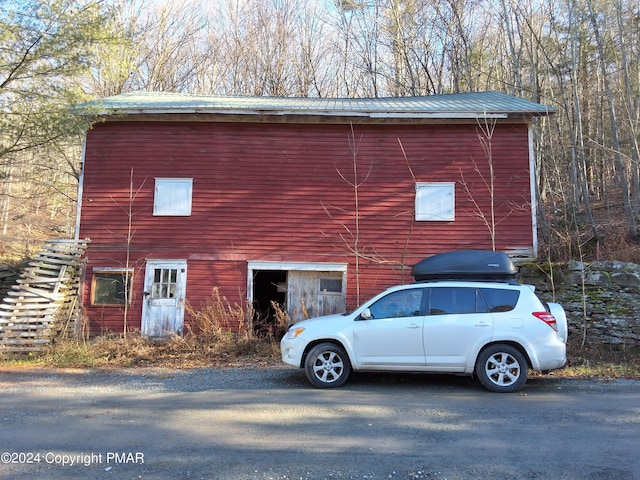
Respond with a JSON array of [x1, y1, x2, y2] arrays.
[[79, 120, 534, 333]]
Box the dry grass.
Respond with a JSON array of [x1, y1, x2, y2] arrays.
[[560, 339, 640, 379], [27, 331, 281, 369], [1, 331, 637, 380], [75, 333, 281, 369], [1, 288, 284, 369]]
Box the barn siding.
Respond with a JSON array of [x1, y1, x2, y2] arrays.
[[79, 120, 534, 333]]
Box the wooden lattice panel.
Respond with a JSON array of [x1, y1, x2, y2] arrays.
[[0, 239, 89, 355]]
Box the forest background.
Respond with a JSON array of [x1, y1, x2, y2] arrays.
[[1, 0, 639, 265]]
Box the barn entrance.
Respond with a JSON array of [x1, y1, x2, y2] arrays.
[[251, 270, 287, 336], [248, 261, 347, 336]]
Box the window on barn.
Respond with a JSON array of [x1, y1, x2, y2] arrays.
[[91, 268, 133, 305], [319, 277, 342, 294], [150, 267, 178, 299], [415, 182, 455, 221], [153, 178, 193, 216]]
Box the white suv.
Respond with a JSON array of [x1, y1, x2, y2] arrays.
[[281, 253, 567, 393]]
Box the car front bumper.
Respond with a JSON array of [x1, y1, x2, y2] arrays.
[[280, 336, 307, 368]]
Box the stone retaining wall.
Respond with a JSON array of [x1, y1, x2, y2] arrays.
[[518, 261, 640, 348]]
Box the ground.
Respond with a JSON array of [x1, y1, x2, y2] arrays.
[[2, 332, 636, 380], [1, 366, 639, 480]]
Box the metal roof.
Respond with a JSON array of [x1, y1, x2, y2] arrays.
[[82, 90, 554, 119]]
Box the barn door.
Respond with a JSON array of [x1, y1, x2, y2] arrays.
[[287, 271, 345, 322], [142, 260, 187, 337]]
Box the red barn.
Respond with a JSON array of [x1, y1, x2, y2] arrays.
[[76, 91, 552, 337]]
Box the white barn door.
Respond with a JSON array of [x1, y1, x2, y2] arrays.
[[142, 260, 187, 337]]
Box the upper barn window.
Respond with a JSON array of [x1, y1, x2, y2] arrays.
[[415, 182, 455, 221], [154, 178, 193, 216]]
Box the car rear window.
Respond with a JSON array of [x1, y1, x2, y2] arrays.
[[479, 288, 520, 312], [428, 287, 488, 315], [426, 287, 520, 315]]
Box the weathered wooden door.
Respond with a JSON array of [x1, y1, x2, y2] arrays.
[[142, 260, 187, 337], [287, 271, 345, 322]]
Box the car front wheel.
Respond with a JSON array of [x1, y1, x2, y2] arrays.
[[475, 344, 528, 393], [304, 342, 352, 388]]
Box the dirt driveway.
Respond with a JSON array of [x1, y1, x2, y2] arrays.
[[1, 367, 639, 480]]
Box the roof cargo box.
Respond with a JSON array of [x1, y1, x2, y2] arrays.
[[412, 250, 518, 281]]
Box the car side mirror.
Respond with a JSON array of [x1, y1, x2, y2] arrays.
[[360, 308, 372, 320]]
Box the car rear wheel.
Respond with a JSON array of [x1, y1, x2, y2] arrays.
[[304, 342, 351, 388], [476, 344, 528, 393]]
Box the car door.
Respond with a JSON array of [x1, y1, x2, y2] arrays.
[[423, 286, 493, 371], [353, 288, 426, 367]]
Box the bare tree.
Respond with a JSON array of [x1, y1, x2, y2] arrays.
[[323, 125, 373, 304], [586, 0, 638, 238], [0, 0, 120, 256], [460, 115, 500, 251]]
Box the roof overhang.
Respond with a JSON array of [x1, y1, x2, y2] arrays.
[[78, 91, 555, 124]]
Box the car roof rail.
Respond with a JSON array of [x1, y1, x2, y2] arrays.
[[413, 277, 521, 285]]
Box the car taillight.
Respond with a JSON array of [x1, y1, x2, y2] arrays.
[[533, 311, 558, 331]]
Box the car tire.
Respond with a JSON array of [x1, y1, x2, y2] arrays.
[[475, 344, 528, 393], [304, 342, 352, 388]]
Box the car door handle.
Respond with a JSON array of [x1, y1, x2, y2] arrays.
[[475, 321, 492, 327], [407, 323, 421, 329]]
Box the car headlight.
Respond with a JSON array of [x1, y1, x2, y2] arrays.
[[285, 327, 305, 339]]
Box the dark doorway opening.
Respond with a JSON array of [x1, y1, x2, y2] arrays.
[[252, 270, 287, 337]]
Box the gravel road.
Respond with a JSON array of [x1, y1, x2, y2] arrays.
[[1, 367, 639, 480]]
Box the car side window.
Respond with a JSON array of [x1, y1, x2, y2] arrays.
[[368, 289, 424, 319], [479, 288, 520, 312], [428, 287, 487, 315]]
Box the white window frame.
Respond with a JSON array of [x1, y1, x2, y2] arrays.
[[415, 182, 455, 221], [153, 178, 193, 216]]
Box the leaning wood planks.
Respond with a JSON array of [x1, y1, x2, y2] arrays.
[[0, 239, 89, 355]]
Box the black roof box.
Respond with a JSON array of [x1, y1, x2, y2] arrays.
[[412, 250, 518, 281]]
